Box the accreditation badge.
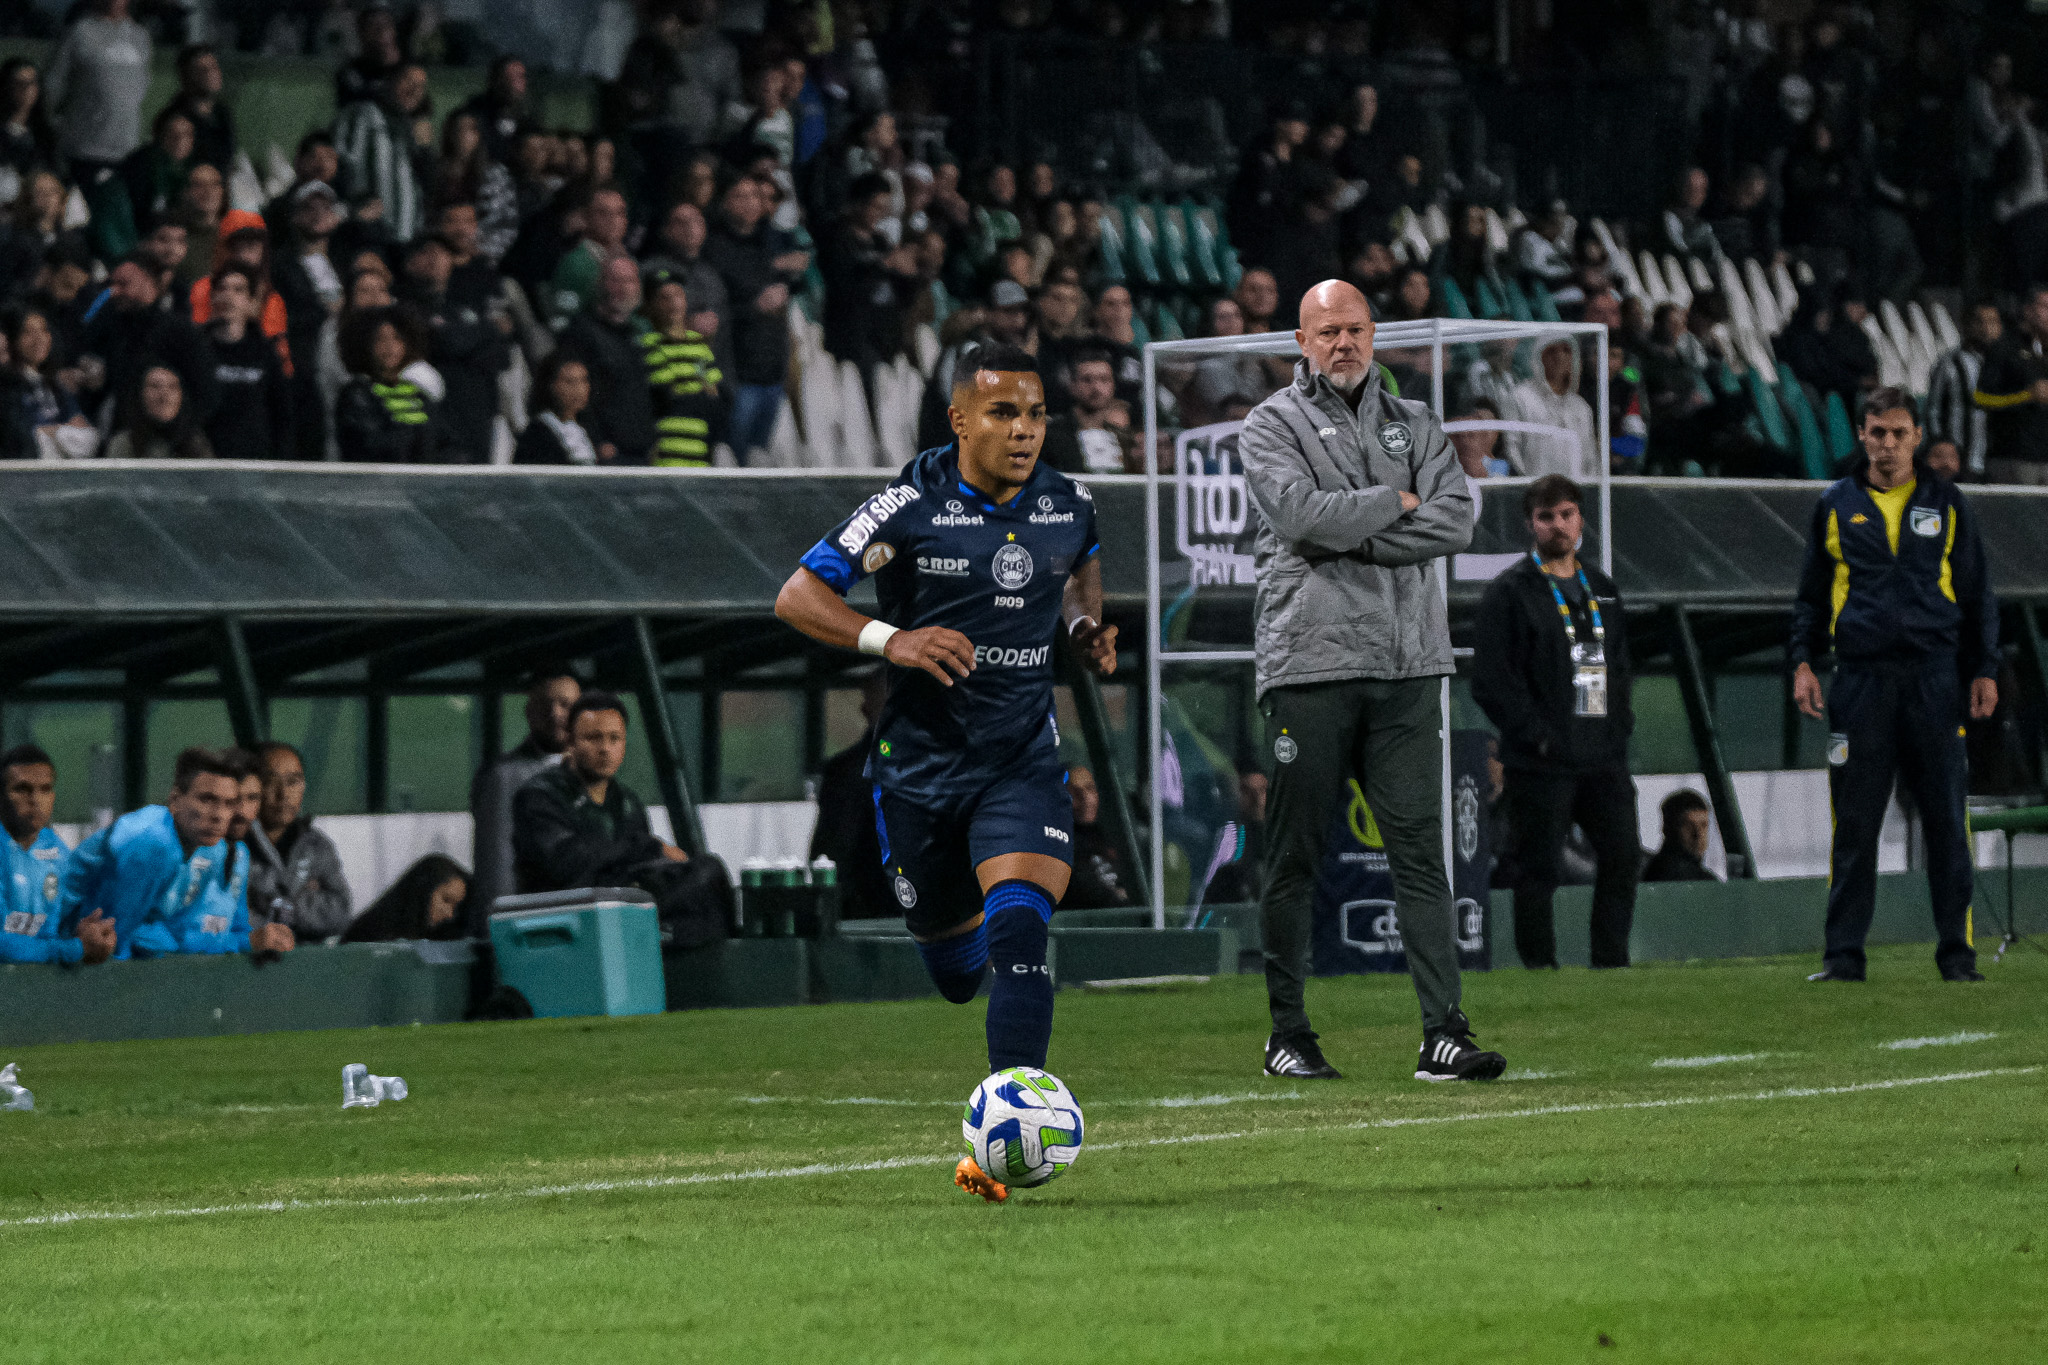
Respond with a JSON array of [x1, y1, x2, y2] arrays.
[[1573, 665, 1608, 717]]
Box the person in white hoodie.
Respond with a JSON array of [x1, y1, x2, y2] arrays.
[[1505, 336, 1596, 479]]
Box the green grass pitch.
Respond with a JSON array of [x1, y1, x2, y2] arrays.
[[4, 944, 2045, 1363]]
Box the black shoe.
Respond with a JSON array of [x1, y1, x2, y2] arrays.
[[1264, 1032, 1341, 1079], [1415, 1013, 1506, 1082], [1941, 967, 1986, 982], [1807, 968, 1865, 982]]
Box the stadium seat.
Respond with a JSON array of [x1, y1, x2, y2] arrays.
[[1484, 208, 1512, 257], [1929, 300, 1962, 352], [1770, 259, 1799, 319], [1879, 299, 1931, 394], [1742, 258, 1783, 334], [1859, 315, 1909, 389], [1501, 277, 1536, 322], [1180, 199, 1224, 287], [1437, 275, 1476, 320], [1688, 256, 1716, 293], [1096, 205, 1130, 284], [1744, 368, 1793, 456], [1824, 391, 1858, 462], [1475, 275, 1510, 319], [1529, 280, 1562, 322], [1589, 218, 1647, 299], [913, 323, 940, 378], [1637, 250, 1670, 305], [1717, 259, 1758, 330], [1156, 203, 1195, 288], [1117, 197, 1162, 286], [1661, 254, 1694, 309], [1906, 302, 1944, 369], [1776, 364, 1834, 479], [1421, 203, 1450, 248]]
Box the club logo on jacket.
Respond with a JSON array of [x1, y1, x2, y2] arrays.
[[992, 543, 1034, 589], [1909, 507, 1942, 538], [893, 875, 917, 909], [1274, 734, 1298, 764], [1378, 421, 1413, 455], [1828, 733, 1850, 767]]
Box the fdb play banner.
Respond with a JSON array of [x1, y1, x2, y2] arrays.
[[1310, 729, 1493, 975]]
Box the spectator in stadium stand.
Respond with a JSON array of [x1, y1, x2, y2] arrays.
[[0, 744, 115, 966], [1972, 286, 2048, 485], [1588, 335, 1648, 474], [1926, 301, 2000, 480], [1923, 437, 1964, 483], [0, 172, 72, 300], [703, 174, 797, 463], [59, 747, 295, 960], [434, 115, 520, 266], [821, 172, 920, 412], [244, 741, 352, 943], [401, 233, 511, 462], [1708, 164, 1779, 263], [1992, 95, 2048, 294], [470, 669, 578, 920], [962, 162, 1023, 285], [512, 690, 732, 947], [136, 220, 192, 313], [1177, 296, 1270, 429], [806, 669, 892, 921], [1503, 336, 1596, 479], [1660, 166, 1721, 262], [559, 255, 656, 464], [1243, 278, 1499, 1082], [263, 132, 343, 244], [1449, 397, 1506, 514], [1235, 267, 1281, 337], [1062, 766, 1133, 910], [513, 351, 598, 465], [334, 305, 456, 463], [1512, 202, 1574, 290], [1345, 240, 1398, 313], [1791, 386, 1998, 983], [272, 181, 345, 460], [618, 0, 742, 158], [1227, 101, 1309, 269], [5, 306, 93, 459], [167, 44, 235, 174], [116, 108, 197, 245], [0, 59, 57, 182], [1085, 283, 1147, 404], [170, 163, 226, 290], [549, 187, 632, 323], [1380, 266, 1435, 324], [1637, 301, 1719, 471], [1642, 789, 1715, 883], [200, 265, 293, 463], [335, 4, 404, 110], [1471, 474, 1639, 971], [640, 267, 723, 466], [335, 62, 431, 247], [340, 853, 470, 942], [189, 212, 290, 362], [639, 200, 732, 380], [106, 364, 213, 459], [1778, 287, 1876, 419], [1041, 346, 1130, 476], [43, 0, 151, 187], [23, 238, 94, 373], [456, 56, 530, 167], [315, 267, 395, 457]]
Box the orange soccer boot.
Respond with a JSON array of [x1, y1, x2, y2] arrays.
[[954, 1157, 1009, 1203]]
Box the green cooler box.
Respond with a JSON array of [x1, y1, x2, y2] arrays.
[[490, 889, 667, 1018]]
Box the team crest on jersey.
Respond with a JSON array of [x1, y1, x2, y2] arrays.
[[863, 543, 895, 573], [1827, 733, 1849, 767], [1909, 507, 1942, 537], [42, 872, 57, 902], [1378, 421, 1413, 455], [893, 875, 917, 909], [1274, 734, 1298, 764], [992, 542, 1034, 589]]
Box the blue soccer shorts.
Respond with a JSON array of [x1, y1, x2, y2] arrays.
[[873, 769, 1073, 938]]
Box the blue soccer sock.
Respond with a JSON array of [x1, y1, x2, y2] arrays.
[[983, 879, 1055, 1072], [915, 920, 988, 1004]]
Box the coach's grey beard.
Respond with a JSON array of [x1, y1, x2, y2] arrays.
[[1313, 363, 1366, 395]]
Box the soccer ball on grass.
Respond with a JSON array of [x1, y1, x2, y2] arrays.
[[962, 1067, 1084, 1189]]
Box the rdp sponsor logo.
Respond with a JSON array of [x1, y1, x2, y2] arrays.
[[835, 484, 922, 556], [918, 555, 969, 576], [972, 644, 1049, 667]]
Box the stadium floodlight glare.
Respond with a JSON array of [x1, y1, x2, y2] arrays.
[[1139, 318, 1612, 928]]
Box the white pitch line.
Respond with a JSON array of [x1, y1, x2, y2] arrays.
[[1879, 1031, 1996, 1050], [2, 1067, 2031, 1233], [1651, 1053, 1769, 1069], [1143, 1090, 1304, 1108]]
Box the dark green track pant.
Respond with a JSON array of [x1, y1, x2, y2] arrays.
[[1258, 676, 1462, 1036]]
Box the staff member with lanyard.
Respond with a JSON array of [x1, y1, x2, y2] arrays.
[[1792, 386, 1999, 983], [1241, 279, 1505, 1083], [1472, 474, 1640, 969]]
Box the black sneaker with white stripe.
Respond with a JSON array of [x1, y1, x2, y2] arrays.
[[1414, 1014, 1506, 1082], [1264, 1032, 1341, 1079]]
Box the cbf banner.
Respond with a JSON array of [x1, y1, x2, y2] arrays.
[[1310, 729, 1492, 975]]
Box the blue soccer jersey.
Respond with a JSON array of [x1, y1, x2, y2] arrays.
[[799, 444, 1100, 800]]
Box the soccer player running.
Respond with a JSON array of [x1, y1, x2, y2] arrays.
[[775, 341, 1117, 1203]]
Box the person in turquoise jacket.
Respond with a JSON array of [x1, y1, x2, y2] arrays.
[[58, 747, 295, 959], [0, 744, 115, 965]]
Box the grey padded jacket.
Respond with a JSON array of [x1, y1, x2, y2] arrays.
[[1241, 361, 1473, 698]]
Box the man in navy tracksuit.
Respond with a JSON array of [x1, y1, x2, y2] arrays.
[[1790, 387, 1999, 983]]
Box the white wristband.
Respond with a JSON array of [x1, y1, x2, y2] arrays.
[[858, 620, 900, 657]]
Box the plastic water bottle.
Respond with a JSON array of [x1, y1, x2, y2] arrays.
[[377, 1075, 408, 1101], [342, 1062, 373, 1108], [0, 1062, 32, 1113]]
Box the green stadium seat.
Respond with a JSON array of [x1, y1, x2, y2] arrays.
[[1155, 203, 1194, 288], [1775, 365, 1833, 480], [1744, 369, 1792, 454], [1117, 196, 1162, 286], [1437, 276, 1475, 319], [1150, 299, 1185, 341], [1475, 276, 1509, 319], [1097, 204, 1129, 284], [1180, 199, 1223, 287], [1824, 391, 1857, 464], [1501, 278, 1535, 322], [1529, 280, 1562, 322]]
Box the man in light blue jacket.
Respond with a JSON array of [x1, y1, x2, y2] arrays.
[[0, 744, 115, 965], [59, 747, 295, 959]]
